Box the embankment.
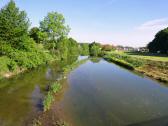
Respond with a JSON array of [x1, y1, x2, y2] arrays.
[[103, 52, 168, 83]]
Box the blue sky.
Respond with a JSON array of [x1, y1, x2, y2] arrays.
[[1, 0, 168, 47]]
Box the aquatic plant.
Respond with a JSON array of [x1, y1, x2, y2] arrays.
[[43, 81, 63, 112], [50, 82, 62, 94], [43, 91, 54, 112]]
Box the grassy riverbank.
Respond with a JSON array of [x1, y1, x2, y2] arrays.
[[104, 51, 168, 83]]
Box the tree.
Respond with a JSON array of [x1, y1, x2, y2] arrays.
[[29, 27, 40, 43], [101, 44, 115, 51], [68, 38, 79, 56], [56, 37, 69, 59], [0, 0, 30, 48], [148, 27, 168, 54], [40, 12, 70, 50], [80, 43, 89, 55], [89, 42, 101, 56]]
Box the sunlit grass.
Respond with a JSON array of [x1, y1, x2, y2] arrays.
[[43, 91, 54, 112], [50, 82, 62, 94], [43, 82, 62, 112]]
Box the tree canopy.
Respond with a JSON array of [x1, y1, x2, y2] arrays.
[[148, 27, 168, 54], [29, 27, 40, 43], [89, 42, 101, 57], [0, 0, 30, 49], [40, 12, 70, 41], [80, 43, 90, 56]]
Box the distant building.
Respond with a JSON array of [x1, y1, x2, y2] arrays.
[[138, 47, 149, 52], [116, 45, 134, 51]]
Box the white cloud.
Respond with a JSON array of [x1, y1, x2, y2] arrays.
[[136, 18, 168, 31]]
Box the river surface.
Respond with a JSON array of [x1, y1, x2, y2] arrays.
[[0, 57, 168, 126]]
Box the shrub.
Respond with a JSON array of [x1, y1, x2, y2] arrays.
[[0, 56, 11, 74], [8, 60, 17, 71]]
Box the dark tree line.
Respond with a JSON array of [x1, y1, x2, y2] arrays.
[[148, 27, 168, 54]]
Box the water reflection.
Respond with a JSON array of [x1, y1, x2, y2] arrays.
[[0, 55, 80, 126], [56, 59, 168, 126], [31, 85, 44, 111]]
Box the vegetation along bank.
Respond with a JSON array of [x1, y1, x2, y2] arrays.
[[103, 51, 168, 83]]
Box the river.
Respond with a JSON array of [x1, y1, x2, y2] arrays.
[[0, 57, 168, 126]]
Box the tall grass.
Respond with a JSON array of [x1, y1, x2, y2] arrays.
[[43, 82, 62, 112], [50, 82, 62, 93]]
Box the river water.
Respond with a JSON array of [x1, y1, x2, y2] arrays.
[[0, 57, 168, 126]]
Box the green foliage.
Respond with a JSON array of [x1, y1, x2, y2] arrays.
[[29, 27, 40, 43], [108, 52, 144, 67], [56, 37, 69, 59], [0, 1, 80, 79], [8, 60, 17, 71], [0, 0, 29, 48], [0, 56, 11, 74], [89, 42, 101, 57], [37, 31, 48, 45], [79, 43, 89, 55], [43, 81, 62, 112], [39, 12, 70, 51], [40, 12, 70, 41], [0, 1, 53, 77], [43, 91, 54, 112], [55, 37, 79, 60], [68, 38, 79, 56], [104, 55, 134, 70], [0, 56, 18, 76], [148, 27, 168, 54], [101, 44, 116, 51], [50, 82, 62, 93]]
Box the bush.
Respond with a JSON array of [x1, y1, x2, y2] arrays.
[[8, 60, 17, 71], [0, 56, 18, 75], [0, 56, 11, 74], [8, 49, 52, 69]]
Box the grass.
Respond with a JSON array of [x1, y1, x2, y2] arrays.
[[43, 82, 62, 112], [50, 82, 62, 94], [104, 51, 168, 83], [43, 91, 54, 112], [106, 51, 145, 67], [104, 55, 134, 70], [125, 52, 168, 62]]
